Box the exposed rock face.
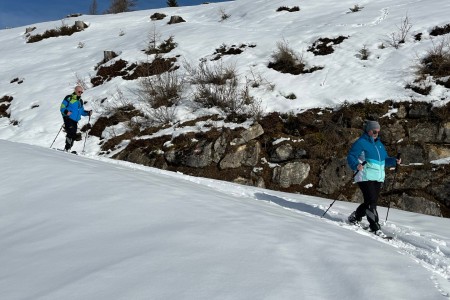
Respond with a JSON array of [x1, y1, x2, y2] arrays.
[[317, 158, 352, 195], [395, 194, 442, 217], [168, 16, 186, 24], [272, 161, 310, 188], [232, 123, 264, 145], [184, 141, 213, 168], [106, 102, 450, 218]]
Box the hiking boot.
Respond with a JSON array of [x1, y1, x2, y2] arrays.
[[348, 211, 361, 225], [374, 230, 387, 238]]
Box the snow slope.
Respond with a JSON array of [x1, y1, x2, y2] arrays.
[[0, 140, 449, 299], [0, 0, 449, 154], [1, 1, 450, 297]]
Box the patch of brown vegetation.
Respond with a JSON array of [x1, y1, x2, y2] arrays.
[[276, 6, 300, 12], [307, 36, 349, 56], [212, 43, 256, 60], [430, 23, 450, 36], [27, 23, 86, 43], [0, 95, 13, 118], [91, 57, 178, 87]]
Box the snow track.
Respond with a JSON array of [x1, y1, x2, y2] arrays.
[[251, 192, 450, 297], [167, 172, 450, 296]]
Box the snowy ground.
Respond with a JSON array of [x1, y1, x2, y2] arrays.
[[1, 0, 450, 298], [1, 139, 449, 299]]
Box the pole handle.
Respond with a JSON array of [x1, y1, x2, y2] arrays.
[[352, 161, 367, 179]]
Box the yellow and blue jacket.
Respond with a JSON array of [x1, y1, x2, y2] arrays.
[[60, 93, 89, 122]]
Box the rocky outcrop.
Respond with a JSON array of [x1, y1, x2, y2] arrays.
[[272, 161, 310, 188], [108, 101, 450, 218]]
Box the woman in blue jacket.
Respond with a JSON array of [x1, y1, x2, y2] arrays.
[[60, 86, 91, 152], [347, 120, 400, 235]]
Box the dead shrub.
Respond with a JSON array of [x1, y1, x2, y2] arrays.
[[102, 88, 136, 120], [186, 59, 236, 86], [269, 40, 323, 74], [219, 7, 230, 21], [357, 45, 370, 60], [386, 14, 413, 49], [136, 69, 184, 109], [186, 60, 256, 115], [416, 38, 450, 78], [348, 4, 363, 13], [145, 36, 177, 55], [145, 106, 178, 126]]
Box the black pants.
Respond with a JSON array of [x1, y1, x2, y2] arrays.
[[356, 181, 382, 232], [63, 117, 78, 151]]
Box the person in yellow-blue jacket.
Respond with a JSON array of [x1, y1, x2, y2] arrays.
[[347, 120, 401, 235], [60, 86, 91, 152]]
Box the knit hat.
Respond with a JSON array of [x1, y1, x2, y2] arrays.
[[364, 120, 380, 132]]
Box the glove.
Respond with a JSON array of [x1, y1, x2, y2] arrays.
[[86, 110, 92, 116]]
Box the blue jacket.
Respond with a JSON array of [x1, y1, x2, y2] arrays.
[[60, 93, 89, 122], [347, 133, 397, 182]]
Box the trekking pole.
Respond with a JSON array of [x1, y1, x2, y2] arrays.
[[50, 124, 64, 148], [321, 161, 367, 218], [385, 153, 401, 223], [82, 115, 91, 154]]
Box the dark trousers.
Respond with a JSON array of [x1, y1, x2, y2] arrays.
[[63, 117, 78, 151], [356, 181, 382, 232]]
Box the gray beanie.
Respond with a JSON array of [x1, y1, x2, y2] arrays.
[[364, 120, 380, 132]]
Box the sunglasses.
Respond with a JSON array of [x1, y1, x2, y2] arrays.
[[76, 90, 83, 94], [372, 130, 380, 134]]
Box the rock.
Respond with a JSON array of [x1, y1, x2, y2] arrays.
[[427, 145, 450, 161], [396, 105, 407, 119], [126, 148, 152, 166], [395, 193, 442, 217], [437, 122, 450, 143], [409, 122, 439, 143], [242, 140, 261, 166], [430, 176, 450, 207], [232, 123, 264, 145], [317, 158, 352, 195], [408, 103, 431, 118], [185, 142, 213, 168], [219, 145, 246, 169], [398, 144, 425, 164], [270, 143, 293, 162], [219, 140, 260, 169], [233, 177, 253, 186], [272, 161, 310, 188], [168, 16, 186, 24], [213, 133, 228, 163], [383, 121, 406, 144]]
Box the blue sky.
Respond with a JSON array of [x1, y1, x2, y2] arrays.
[[0, 0, 229, 28]]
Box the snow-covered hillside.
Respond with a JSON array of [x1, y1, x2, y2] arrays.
[[1, 0, 449, 154], [0, 139, 449, 299]]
